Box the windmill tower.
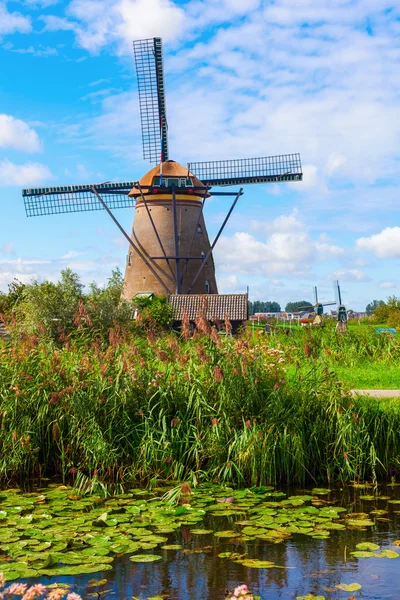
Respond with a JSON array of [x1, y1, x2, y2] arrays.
[[21, 38, 303, 302]]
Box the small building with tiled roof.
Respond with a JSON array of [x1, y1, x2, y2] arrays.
[[168, 293, 248, 331]]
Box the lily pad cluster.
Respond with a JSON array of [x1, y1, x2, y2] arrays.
[[0, 485, 205, 581], [0, 482, 399, 582]]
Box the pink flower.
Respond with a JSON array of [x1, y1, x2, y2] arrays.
[[66, 594, 83, 600], [22, 585, 47, 600], [45, 589, 67, 600], [4, 583, 27, 595], [0, 575, 4, 589]]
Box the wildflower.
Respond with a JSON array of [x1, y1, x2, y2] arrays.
[[343, 452, 348, 460], [212, 418, 219, 426], [138, 409, 143, 417], [245, 420, 251, 429], [181, 482, 192, 495], [273, 382, 279, 389], [170, 417, 181, 428], [212, 366, 224, 382], [0, 574, 4, 589], [12, 431, 18, 442], [66, 594, 82, 600], [164, 456, 172, 464]]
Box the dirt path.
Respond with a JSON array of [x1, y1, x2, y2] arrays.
[[351, 390, 400, 397]]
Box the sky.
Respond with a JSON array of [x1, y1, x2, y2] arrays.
[[1, 0, 400, 311]]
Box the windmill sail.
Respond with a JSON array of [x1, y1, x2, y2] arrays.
[[133, 37, 168, 163], [22, 182, 135, 217], [189, 154, 302, 186]]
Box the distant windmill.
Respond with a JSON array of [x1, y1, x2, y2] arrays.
[[22, 38, 303, 300], [333, 280, 348, 331], [299, 286, 336, 326]]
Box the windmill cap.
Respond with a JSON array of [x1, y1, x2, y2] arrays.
[[128, 160, 209, 197]]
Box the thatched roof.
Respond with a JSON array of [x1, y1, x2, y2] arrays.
[[168, 294, 248, 321]]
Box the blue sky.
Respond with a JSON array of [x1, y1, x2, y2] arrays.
[[1, 0, 400, 310]]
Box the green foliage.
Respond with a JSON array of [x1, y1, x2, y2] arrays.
[[0, 322, 399, 488], [14, 269, 83, 339], [373, 296, 400, 327], [285, 300, 313, 312], [135, 295, 173, 329], [0, 280, 25, 316], [366, 299, 384, 314], [248, 301, 281, 315], [6, 268, 133, 341]]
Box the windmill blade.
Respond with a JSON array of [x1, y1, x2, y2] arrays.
[[22, 182, 135, 217], [133, 37, 168, 163], [189, 154, 302, 186], [333, 280, 343, 305]]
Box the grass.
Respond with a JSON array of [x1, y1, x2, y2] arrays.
[[0, 321, 399, 489]]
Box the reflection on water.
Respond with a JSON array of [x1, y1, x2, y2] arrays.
[[21, 485, 400, 600]]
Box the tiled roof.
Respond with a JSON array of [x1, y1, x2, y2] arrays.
[[168, 294, 248, 321]]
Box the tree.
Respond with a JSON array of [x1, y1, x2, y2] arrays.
[[366, 300, 384, 314], [285, 301, 314, 312], [248, 301, 281, 315]]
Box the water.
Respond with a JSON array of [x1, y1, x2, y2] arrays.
[[10, 484, 400, 599]]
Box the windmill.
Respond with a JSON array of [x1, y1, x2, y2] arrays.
[[21, 37, 303, 301], [333, 280, 348, 331], [298, 286, 336, 326]]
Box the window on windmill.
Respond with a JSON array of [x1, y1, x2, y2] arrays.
[[205, 280, 210, 294], [126, 251, 132, 266], [197, 224, 203, 234], [201, 251, 206, 262]]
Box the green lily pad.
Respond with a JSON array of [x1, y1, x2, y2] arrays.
[[296, 596, 325, 600], [346, 519, 375, 527], [356, 542, 380, 551], [336, 583, 361, 592], [239, 559, 275, 568], [214, 530, 237, 538], [350, 551, 376, 558], [311, 488, 330, 495], [378, 549, 399, 558], [161, 545, 182, 550], [129, 554, 162, 562]]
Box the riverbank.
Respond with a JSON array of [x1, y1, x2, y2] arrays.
[[1, 326, 399, 488]]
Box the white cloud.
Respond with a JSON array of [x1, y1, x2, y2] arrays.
[[216, 210, 343, 277], [0, 160, 52, 186], [2, 43, 58, 57], [380, 281, 396, 289], [329, 269, 370, 282], [0, 3, 31, 35], [356, 227, 400, 259], [42, 0, 185, 54], [0, 115, 42, 152]]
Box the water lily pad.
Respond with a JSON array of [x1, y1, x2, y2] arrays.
[[378, 549, 399, 558], [356, 542, 380, 550], [336, 583, 361, 592], [161, 545, 182, 550], [239, 559, 275, 568], [311, 489, 331, 495], [129, 554, 162, 562], [296, 595, 325, 599], [214, 530, 237, 538], [346, 519, 374, 527], [350, 551, 376, 558]]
